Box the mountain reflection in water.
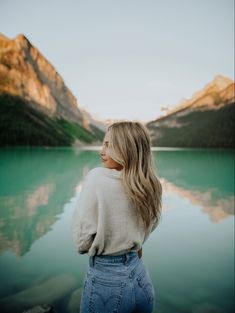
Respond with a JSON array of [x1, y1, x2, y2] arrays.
[[0, 147, 234, 313]]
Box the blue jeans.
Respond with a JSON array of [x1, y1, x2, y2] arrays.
[[80, 251, 155, 313]]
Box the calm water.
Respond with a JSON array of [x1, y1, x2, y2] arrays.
[[0, 147, 234, 313]]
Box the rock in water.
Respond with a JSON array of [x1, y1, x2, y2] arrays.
[[0, 273, 77, 312], [67, 288, 83, 313], [23, 304, 56, 313]]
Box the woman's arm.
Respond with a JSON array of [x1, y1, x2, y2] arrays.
[[72, 171, 98, 254]]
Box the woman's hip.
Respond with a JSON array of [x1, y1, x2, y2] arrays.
[[80, 252, 155, 313]]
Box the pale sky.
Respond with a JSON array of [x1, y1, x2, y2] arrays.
[[0, 0, 234, 122]]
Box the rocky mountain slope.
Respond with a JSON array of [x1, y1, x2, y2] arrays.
[[146, 75, 235, 148], [0, 33, 105, 146]]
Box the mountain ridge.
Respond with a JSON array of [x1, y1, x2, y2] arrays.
[[146, 75, 235, 148], [152, 75, 234, 123], [0, 33, 105, 146], [0, 33, 83, 122]]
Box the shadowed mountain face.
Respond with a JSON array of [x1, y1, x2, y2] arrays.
[[0, 33, 105, 146], [147, 75, 235, 148]]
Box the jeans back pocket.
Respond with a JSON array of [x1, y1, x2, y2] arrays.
[[89, 276, 125, 313]]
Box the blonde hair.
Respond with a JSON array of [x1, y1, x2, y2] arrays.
[[107, 120, 162, 230]]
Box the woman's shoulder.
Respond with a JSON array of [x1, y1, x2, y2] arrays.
[[87, 167, 123, 180], [82, 167, 121, 194]]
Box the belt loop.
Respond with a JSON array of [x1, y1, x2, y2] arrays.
[[124, 253, 129, 265], [90, 255, 95, 267]]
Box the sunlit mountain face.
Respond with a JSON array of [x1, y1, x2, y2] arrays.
[[0, 33, 105, 147], [147, 75, 235, 148]]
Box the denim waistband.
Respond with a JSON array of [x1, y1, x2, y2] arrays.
[[89, 251, 138, 267]]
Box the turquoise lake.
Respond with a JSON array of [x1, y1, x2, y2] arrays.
[[0, 147, 234, 313]]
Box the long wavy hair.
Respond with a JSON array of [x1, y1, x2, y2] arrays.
[[107, 121, 162, 230]]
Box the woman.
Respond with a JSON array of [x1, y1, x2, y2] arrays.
[[72, 121, 162, 313]]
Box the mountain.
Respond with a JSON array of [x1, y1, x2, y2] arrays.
[[0, 33, 105, 146], [146, 75, 235, 148]]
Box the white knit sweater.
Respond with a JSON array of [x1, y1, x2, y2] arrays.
[[72, 167, 158, 256]]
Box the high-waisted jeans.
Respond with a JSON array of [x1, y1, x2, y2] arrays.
[[80, 251, 155, 313]]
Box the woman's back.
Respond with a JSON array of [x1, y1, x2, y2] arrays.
[[73, 167, 155, 257]]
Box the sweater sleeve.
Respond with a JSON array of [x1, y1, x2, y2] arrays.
[[72, 171, 98, 254]]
